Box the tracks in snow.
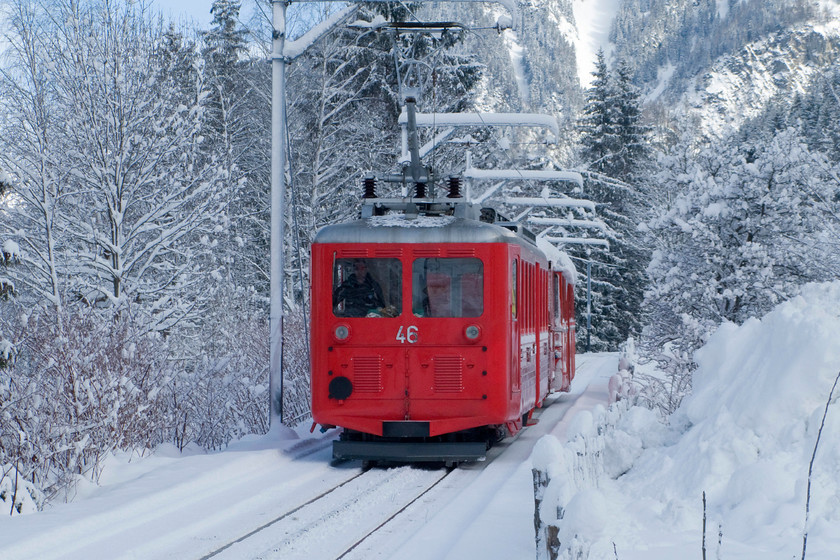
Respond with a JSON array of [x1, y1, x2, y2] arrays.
[[204, 465, 454, 560], [200, 355, 617, 560]]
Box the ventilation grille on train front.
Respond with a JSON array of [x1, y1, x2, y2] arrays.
[[433, 356, 463, 393], [353, 356, 383, 393]]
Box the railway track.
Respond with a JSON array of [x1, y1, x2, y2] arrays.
[[202, 464, 453, 560]]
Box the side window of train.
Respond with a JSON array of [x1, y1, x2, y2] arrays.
[[553, 274, 560, 321], [333, 258, 402, 318], [511, 260, 517, 319], [412, 258, 483, 318]]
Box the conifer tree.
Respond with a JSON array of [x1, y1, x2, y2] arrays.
[[575, 54, 652, 351], [612, 58, 653, 183], [579, 49, 618, 175]]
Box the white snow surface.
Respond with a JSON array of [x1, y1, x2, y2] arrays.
[[0, 354, 618, 559], [503, 29, 531, 106], [536, 237, 578, 286], [537, 281, 840, 559]]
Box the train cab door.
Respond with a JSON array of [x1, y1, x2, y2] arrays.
[[402, 256, 488, 424]]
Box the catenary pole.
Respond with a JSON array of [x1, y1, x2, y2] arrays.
[[270, 0, 287, 426], [268, 0, 521, 428], [586, 251, 592, 353]]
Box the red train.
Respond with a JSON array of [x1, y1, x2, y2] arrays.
[[310, 194, 576, 463]]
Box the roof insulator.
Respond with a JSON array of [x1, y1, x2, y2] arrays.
[[447, 176, 461, 198], [363, 177, 377, 198]]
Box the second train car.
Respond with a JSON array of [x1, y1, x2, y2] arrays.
[[310, 195, 576, 463]]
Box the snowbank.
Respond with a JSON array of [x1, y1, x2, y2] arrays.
[[0, 466, 43, 516], [534, 281, 840, 559]]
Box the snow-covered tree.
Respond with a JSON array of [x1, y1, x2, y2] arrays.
[[0, 0, 276, 504], [641, 128, 836, 407], [578, 50, 617, 175], [40, 0, 226, 331], [573, 55, 652, 351], [612, 58, 653, 183], [0, 1, 67, 309], [579, 53, 652, 183]]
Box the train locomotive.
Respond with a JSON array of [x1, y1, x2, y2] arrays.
[[310, 180, 577, 464]]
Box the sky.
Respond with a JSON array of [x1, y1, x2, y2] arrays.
[[149, 0, 260, 30], [150, 0, 217, 28]]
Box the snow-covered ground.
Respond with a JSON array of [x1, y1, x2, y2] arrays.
[[536, 281, 840, 559], [0, 353, 619, 559]]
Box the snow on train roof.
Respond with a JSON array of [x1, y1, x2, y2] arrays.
[[313, 215, 521, 245], [368, 214, 456, 228], [536, 236, 578, 286]]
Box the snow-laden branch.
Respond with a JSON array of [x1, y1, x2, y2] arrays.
[[528, 217, 607, 231], [543, 236, 610, 248], [466, 168, 584, 187]]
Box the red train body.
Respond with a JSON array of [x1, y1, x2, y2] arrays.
[[310, 201, 576, 462]]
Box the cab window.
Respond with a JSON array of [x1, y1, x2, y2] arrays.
[[412, 258, 483, 318], [333, 258, 402, 317]]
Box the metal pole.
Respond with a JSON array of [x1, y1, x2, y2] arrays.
[[270, 0, 287, 426], [586, 251, 591, 353]]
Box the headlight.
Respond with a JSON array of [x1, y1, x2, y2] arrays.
[[335, 325, 350, 340], [465, 325, 481, 340]]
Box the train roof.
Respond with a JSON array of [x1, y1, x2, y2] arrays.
[[313, 199, 577, 284], [314, 214, 528, 246]]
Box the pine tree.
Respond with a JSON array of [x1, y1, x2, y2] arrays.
[[579, 50, 618, 175], [575, 55, 652, 351], [612, 58, 653, 183]]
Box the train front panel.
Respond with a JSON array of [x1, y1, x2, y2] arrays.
[[310, 241, 523, 439]]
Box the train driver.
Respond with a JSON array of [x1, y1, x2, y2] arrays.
[[333, 259, 385, 317]]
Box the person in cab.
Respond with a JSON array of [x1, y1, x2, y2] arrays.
[[333, 259, 385, 317]]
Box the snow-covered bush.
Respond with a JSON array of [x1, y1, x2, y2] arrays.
[[532, 402, 669, 560], [0, 306, 173, 502], [1, 464, 44, 515], [281, 307, 312, 425], [168, 312, 270, 451]]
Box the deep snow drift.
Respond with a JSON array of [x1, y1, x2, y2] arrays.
[[535, 281, 840, 559]]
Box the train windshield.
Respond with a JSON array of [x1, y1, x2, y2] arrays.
[[412, 258, 483, 318], [333, 258, 402, 318]]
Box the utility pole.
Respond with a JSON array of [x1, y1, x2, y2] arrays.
[[270, 0, 287, 426], [586, 249, 592, 353]]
